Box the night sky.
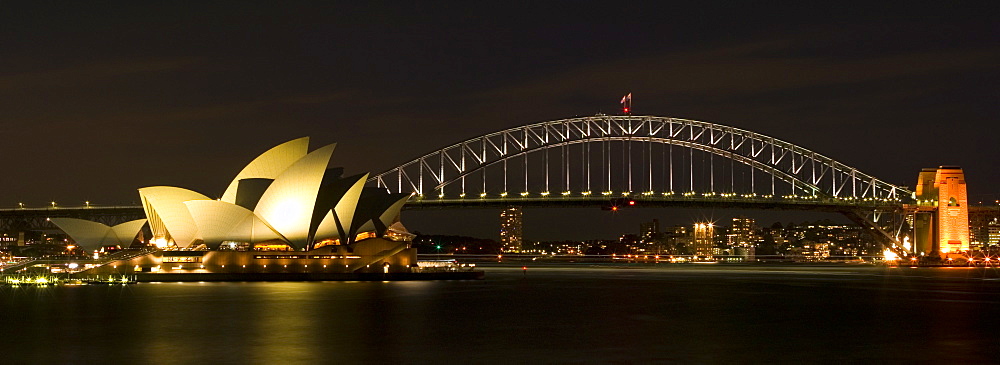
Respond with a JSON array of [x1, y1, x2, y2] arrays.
[[1, 3, 996, 240]]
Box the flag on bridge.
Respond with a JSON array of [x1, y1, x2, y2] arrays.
[[620, 93, 632, 114]]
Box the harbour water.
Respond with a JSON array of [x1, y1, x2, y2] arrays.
[[1, 264, 998, 363]]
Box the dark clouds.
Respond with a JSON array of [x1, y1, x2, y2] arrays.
[[0, 2, 996, 239]]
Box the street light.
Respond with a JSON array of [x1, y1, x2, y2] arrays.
[[50, 201, 56, 208], [17, 202, 24, 209], [85, 201, 90, 208]]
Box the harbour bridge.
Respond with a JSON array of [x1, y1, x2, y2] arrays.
[[367, 115, 912, 247], [1, 115, 912, 248]]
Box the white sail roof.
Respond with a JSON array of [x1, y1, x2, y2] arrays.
[[111, 219, 148, 245], [313, 173, 369, 241], [253, 143, 336, 248], [50, 218, 147, 251], [50, 218, 115, 251], [220, 137, 309, 203], [138, 186, 211, 247], [332, 173, 369, 238], [314, 210, 341, 241], [184, 200, 284, 248], [349, 193, 410, 236], [132, 137, 412, 250], [377, 194, 410, 229]]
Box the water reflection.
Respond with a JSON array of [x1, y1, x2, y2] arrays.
[[0, 266, 997, 363]]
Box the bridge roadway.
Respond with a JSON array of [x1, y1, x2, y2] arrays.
[[0, 195, 905, 231], [0, 205, 145, 232], [404, 194, 904, 212], [1, 196, 905, 215]]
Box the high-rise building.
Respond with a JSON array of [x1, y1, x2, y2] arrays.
[[664, 225, 691, 255], [730, 216, 756, 260], [987, 218, 1000, 250], [969, 205, 1000, 250], [640, 219, 659, 241], [693, 222, 714, 259], [730, 216, 755, 246], [500, 206, 523, 252]]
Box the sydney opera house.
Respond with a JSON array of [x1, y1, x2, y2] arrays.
[[51, 137, 421, 277]]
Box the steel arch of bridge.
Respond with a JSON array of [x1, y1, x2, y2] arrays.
[[368, 115, 911, 208]]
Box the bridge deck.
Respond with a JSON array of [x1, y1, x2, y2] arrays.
[[0, 197, 903, 217], [405, 196, 904, 211]]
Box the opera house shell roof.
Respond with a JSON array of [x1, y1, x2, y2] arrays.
[[49, 218, 147, 252], [133, 137, 410, 250]]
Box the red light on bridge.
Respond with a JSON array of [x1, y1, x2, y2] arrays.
[[628, 200, 635, 206]]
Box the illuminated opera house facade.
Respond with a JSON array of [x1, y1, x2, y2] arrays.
[[53, 137, 418, 275]]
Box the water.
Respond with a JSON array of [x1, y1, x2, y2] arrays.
[[1, 264, 998, 363]]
